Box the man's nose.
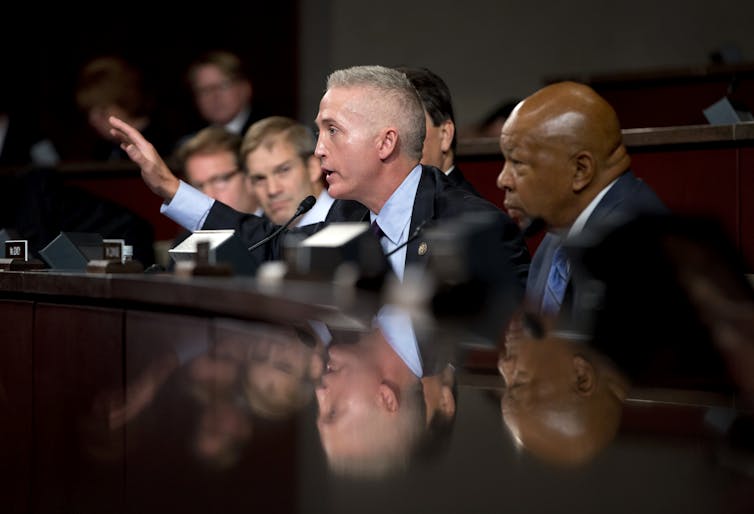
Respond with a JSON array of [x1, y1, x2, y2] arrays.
[[497, 353, 517, 385], [314, 383, 328, 405], [497, 161, 512, 191], [314, 136, 326, 158], [267, 176, 282, 195]]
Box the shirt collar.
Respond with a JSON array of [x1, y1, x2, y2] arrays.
[[224, 105, 251, 135], [567, 177, 619, 239], [370, 164, 422, 244]]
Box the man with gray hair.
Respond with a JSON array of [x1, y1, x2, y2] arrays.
[[109, 65, 529, 283]]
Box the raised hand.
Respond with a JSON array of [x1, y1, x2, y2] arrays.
[[108, 116, 180, 201]]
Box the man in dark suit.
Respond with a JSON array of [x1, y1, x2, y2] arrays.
[[165, 125, 262, 270], [496, 81, 668, 318], [396, 66, 479, 195], [109, 65, 529, 287]]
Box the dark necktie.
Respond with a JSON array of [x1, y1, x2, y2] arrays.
[[541, 245, 569, 315], [371, 220, 385, 240]]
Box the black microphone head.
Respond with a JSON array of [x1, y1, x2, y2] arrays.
[[299, 195, 317, 214]]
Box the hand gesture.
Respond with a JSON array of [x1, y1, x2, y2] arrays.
[[108, 116, 180, 201]]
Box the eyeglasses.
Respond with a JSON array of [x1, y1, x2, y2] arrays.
[[193, 79, 235, 97], [191, 169, 244, 191]]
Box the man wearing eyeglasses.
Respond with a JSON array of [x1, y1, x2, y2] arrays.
[[185, 50, 264, 139], [173, 126, 260, 216], [165, 126, 261, 268]]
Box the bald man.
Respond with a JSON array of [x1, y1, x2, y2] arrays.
[[499, 211, 754, 466], [496, 81, 668, 318], [498, 326, 628, 467]]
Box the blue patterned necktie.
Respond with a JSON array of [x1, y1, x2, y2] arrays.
[[541, 245, 569, 315]]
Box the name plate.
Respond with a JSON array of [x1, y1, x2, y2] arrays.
[[1, 239, 46, 270], [102, 239, 125, 261], [5, 240, 29, 261]]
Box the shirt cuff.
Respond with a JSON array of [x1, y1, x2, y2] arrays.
[[160, 180, 214, 231]]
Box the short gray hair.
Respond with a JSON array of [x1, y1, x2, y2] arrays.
[[326, 65, 425, 160]]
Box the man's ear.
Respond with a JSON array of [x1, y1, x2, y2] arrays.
[[377, 127, 399, 160], [438, 384, 456, 420], [377, 382, 400, 413], [571, 151, 595, 193], [572, 355, 596, 396], [440, 119, 455, 153]]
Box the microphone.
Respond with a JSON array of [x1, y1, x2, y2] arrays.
[[248, 195, 316, 252], [385, 219, 429, 257]]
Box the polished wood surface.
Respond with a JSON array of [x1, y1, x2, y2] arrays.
[[0, 270, 751, 514], [33, 304, 124, 513], [0, 300, 34, 514], [457, 122, 754, 156]]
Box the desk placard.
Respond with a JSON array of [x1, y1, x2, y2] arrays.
[[1, 239, 46, 270], [102, 239, 125, 261], [168, 230, 255, 276], [5, 240, 28, 261]]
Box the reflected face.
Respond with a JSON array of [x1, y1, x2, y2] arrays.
[[185, 150, 257, 213], [193, 400, 252, 469], [499, 330, 626, 466], [496, 116, 574, 228], [314, 86, 381, 200], [314, 329, 426, 476], [187, 352, 242, 404], [246, 139, 320, 225], [246, 332, 318, 401], [315, 338, 383, 451], [191, 65, 251, 126], [499, 334, 577, 415]]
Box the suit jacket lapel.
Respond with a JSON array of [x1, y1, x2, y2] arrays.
[[406, 166, 437, 266]]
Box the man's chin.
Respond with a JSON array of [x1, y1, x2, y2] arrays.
[[505, 207, 526, 225]]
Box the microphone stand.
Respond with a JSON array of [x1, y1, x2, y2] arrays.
[[385, 219, 429, 257], [248, 195, 316, 252]]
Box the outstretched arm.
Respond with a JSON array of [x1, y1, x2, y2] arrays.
[[109, 115, 180, 202]]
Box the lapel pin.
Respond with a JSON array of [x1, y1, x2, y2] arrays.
[[418, 242, 428, 256]]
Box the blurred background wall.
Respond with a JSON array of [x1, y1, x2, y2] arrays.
[[3, 0, 753, 161], [298, 0, 754, 128]]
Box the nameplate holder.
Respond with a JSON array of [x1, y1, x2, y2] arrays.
[[102, 239, 125, 262], [6, 240, 28, 260], [283, 222, 389, 290], [0, 240, 46, 271], [703, 97, 754, 125], [169, 229, 254, 276], [86, 259, 144, 274]]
